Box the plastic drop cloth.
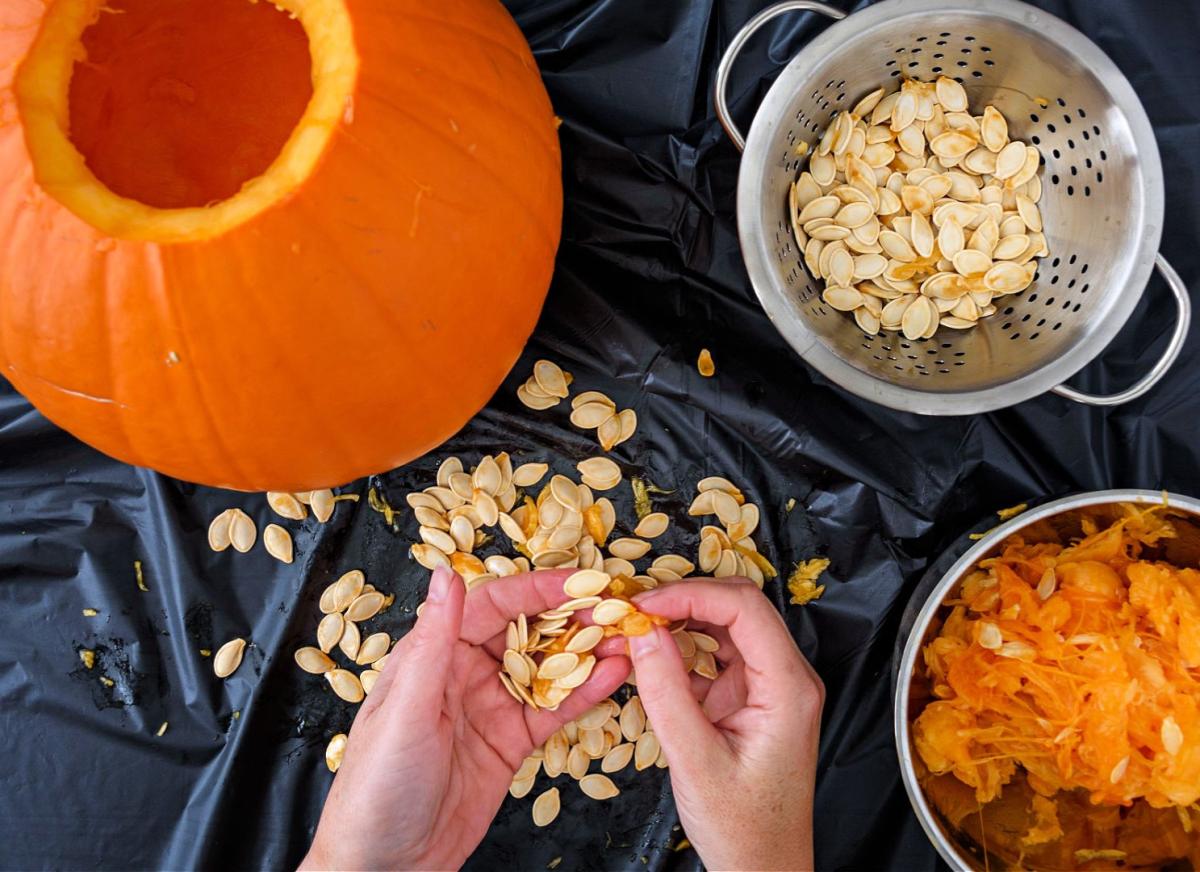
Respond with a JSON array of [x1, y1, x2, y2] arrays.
[[1, 0, 1198, 869]]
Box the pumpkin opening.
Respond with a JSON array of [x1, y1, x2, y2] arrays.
[[67, 0, 313, 210], [15, 0, 358, 242]]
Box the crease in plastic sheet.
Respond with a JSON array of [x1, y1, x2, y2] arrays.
[[0, 0, 1198, 869]]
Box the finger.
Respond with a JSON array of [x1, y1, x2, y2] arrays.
[[460, 570, 574, 644], [627, 626, 723, 769], [702, 664, 748, 724], [375, 566, 465, 728], [524, 655, 631, 747], [633, 580, 805, 710], [689, 671, 713, 703]]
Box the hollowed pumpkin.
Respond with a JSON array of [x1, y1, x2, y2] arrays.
[[0, 0, 562, 490]]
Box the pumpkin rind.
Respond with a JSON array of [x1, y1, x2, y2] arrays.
[[0, 0, 562, 490]]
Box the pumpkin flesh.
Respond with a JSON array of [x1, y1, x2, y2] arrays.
[[68, 0, 313, 210]]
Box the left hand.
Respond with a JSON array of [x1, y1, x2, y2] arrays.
[[300, 566, 632, 871]]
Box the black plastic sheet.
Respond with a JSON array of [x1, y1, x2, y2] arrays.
[[2, 1, 1199, 869]]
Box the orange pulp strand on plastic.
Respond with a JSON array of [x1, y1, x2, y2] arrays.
[[914, 504, 1200, 810]]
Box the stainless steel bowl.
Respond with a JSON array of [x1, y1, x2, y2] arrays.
[[892, 489, 1200, 869]]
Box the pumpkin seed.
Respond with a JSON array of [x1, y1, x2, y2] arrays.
[[570, 402, 616, 430], [596, 415, 622, 451], [601, 742, 634, 774], [355, 632, 390, 666], [518, 384, 559, 410], [338, 620, 361, 660], [620, 696, 646, 741], [634, 731, 660, 771], [228, 509, 256, 553], [533, 360, 570, 399], [633, 512, 669, 538], [316, 612, 345, 653], [326, 669, 364, 703], [979, 105, 1007, 153], [993, 140, 1025, 180], [213, 638, 246, 678], [592, 599, 634, 626], [577, 457, 620, 487], [267, 492, 306, 521], [359, 669, 379, 695], [263, 524, 293, 563], [295, 646, 335, 674], [608, 537, 651, 560], [614, 409, 637, 446], [564, 569, 611, 598], [311, 489, 335, 523], [539, 652, 581, 681], [532, 787, 561, 826], [579, 773, 620, 800], [934, 76, 968, 113], [208, 509, 236, 551], [411, 543, 449, 570], [325, 733, 347, 773], [565, 625, 605, 654], [1161, 716, 1183, 756]]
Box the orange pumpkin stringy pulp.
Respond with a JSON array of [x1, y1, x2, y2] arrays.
[[913, 504, 1200, 865]]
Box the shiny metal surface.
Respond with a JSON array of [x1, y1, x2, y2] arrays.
[[892, 489, 1200, 870], [718, 0, 1185, 413]]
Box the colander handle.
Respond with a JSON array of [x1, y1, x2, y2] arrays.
[[1052, 255, 1192, 406], [715, 1, 847, 151]]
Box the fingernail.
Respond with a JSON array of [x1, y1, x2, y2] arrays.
[[426, 566, 452, 603], [628, 628, 660, 656]]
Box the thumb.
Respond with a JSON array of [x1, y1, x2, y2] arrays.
[[378, 566, 464, 728], [628, 626, 722, 768]]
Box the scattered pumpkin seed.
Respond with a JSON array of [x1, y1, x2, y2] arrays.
[[228, 509, 256, 553], [295, 646, 335, 674], [207, 509, 236, 551], [264, 524, 294, 564], [325, 733, 347, 772], [532, 787, 561, 826], [214, 638, 246, 678], [696, 348, 715, 377], [579, 773, 620, 800], [267, 492, 306, 521], [311, 489, 335, 523], [326, 669, 365, 703]]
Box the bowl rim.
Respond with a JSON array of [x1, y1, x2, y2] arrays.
[[892, 488, 1200, 869], [735, 0, 1165, 414]]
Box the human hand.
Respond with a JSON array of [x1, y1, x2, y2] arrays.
[[301, 566, 632, 871], [627, 579, 824, 872]]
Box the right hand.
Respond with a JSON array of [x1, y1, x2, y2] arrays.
[[627, 579, 824, 871]]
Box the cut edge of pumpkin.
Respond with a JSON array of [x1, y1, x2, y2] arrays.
[[14, 0, 359, 244]]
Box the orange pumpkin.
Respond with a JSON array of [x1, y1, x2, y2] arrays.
[[0, 0, 562, 490]]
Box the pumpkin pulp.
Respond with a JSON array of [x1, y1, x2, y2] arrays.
[[15, 0, 357, 241]]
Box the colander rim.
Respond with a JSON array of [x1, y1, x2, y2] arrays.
[[736, 0, 1165, 414]]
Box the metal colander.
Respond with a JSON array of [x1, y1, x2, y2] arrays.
[[716, 0, 1191, 414]]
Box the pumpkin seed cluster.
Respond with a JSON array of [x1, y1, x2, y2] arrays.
[[791, 76, 1048, 338]]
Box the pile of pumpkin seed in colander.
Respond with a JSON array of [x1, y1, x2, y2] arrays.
[[789, 76, 1048, 339]]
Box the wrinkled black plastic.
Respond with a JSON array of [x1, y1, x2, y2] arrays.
[[1, 1, 1198, 869]]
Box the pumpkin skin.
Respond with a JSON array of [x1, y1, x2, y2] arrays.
[[0, 0, 562, 491]]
